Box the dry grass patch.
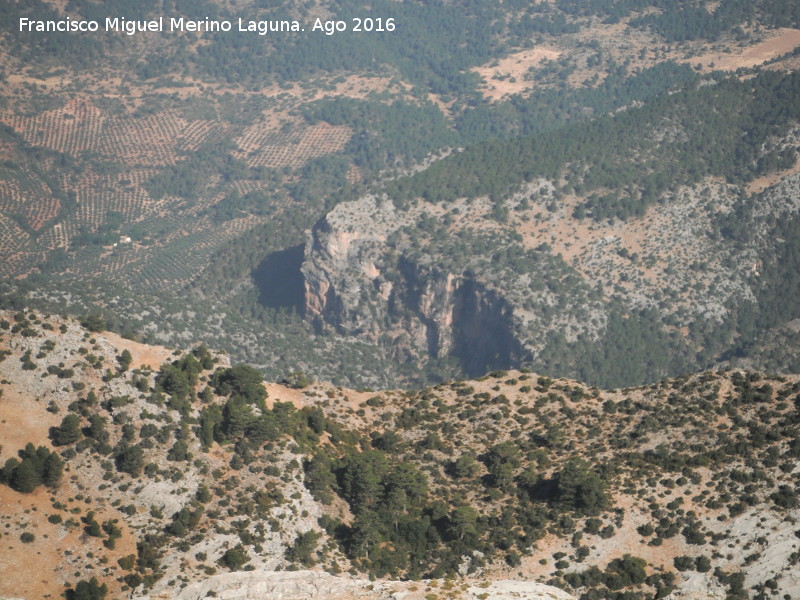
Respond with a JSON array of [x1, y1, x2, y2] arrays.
[[685, 27, 800, 72], [472, 47, 562, 101]]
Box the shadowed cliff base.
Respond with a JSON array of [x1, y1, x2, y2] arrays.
[[452, 278, 530, 377], [253, 244, 306, 314]]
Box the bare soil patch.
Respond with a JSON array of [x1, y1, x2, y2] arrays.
[[746, 157, 800, 194], [0, 485, 75, 600], [100, 330, 174, 371], [0, 383, 58, 462], [0, 484, 136, 600], [686, 28, 800, 72], [473, 47, 562, 101], [265, 382, 308, 409]]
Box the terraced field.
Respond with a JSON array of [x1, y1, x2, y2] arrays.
[[234, 120, 352, 169], [0, 90, 354, 285]]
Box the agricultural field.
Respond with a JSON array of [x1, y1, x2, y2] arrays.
[[0, 86, 358, 285]]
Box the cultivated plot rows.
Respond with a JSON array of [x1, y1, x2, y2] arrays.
[[0, 97, 352, 286]]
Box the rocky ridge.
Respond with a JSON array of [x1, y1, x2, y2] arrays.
[[1, 310, 800, 600], [136, 570, 577, 600]]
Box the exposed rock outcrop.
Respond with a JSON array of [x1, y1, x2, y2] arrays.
[[302, 195, 415, 331], [133, 570, 577, 600], [301, 195, 602, 375]]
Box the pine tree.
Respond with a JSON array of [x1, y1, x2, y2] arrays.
[[67, 576, 107, 600], [11, 459, 40, 493], [42, 452, 64, 488], [50, 413, 82, 445], [115, 444, 144, 477], [117, 350, 133, 372]]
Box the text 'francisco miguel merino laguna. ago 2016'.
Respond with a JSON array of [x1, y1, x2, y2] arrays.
[[18, 17, 308, 35]]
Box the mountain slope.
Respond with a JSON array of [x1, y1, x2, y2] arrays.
[[1, 310, 798, 599], [299, 68, 800, 386], [2, 1, 800, 389]]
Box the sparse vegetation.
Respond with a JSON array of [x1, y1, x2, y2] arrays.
[[0, 312, 799, 599], [1, 0, 800, 596]]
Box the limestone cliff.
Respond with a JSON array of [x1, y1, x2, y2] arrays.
[[301, 195, 603, 376]]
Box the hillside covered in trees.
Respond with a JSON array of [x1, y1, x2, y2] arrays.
[[1, 311, 799, 599]]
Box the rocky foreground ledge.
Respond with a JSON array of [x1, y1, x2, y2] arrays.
[[133, 570, 577, 600]]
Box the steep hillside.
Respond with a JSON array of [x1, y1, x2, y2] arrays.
[[3, 0, 800, 389], [298, 71, 800, 386], [1, 311, 798, 600]]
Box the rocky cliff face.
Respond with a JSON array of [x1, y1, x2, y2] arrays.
[[302, 195, 408, 333], [301, 195, 601, 376], [299, 167, 800, 386]]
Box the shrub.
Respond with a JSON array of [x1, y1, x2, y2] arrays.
[[506, 551, 522, 567], [219, 545, 250, 570], [605, 555, 647, 589], [695, 555, 711, 572], [771, 485, 798, 509], [50, 414, 82, 446], [584, 517, 602, 534], [452, 454, 480, 479], [285, 530, 320, 567], [81, 314, 106, 333], [66, 577, 107, 600], [115, 444, 144, 477]]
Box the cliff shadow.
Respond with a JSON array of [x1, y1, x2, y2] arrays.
[[451, 279, 529, 377], [252, 244, 306, 314]]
